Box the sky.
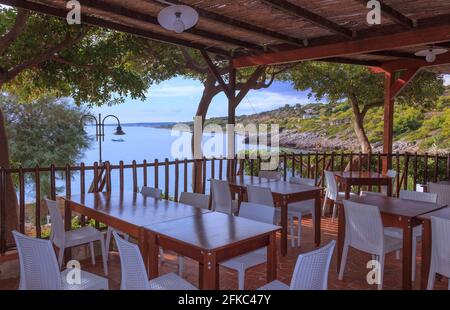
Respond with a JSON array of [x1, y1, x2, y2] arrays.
[[91, 74, 450, 124], [90, 77, 316, 123]]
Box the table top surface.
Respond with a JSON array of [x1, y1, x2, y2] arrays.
[[349, 195, 440, 218], [63, 192, 209, 227], [248, 180, 322, 196], [225, 175, 272, 187], [145, 212, 281, 251], [418, 207, 450, 221], [334, 171, 392, 180]]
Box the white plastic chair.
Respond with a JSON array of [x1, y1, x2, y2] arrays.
[[360, 169, 397, 197], [247, 185, 306, 248], [339, 200, 403, 290], [259, 170, 282, 180], [384, 190, 438, 282], [287, 177, 316, 247], [259, 240, 336, 290], [45, 199, 108, 276], [429, 182, 450, 207], [220, 202, 276, 290], [210, 179, 239, 214], [105, 186, 161, 259], [427, 216, 450, 290], [179, 192, 210, 210], [13, 230, 108, 290], [322, 171, 356, 220], [113, 232, 197, 290]]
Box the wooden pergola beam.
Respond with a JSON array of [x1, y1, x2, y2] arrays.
[[381, 51, 450, 71], [1, 0, 233, 56], [367, 51, 422, 60], [158, 0, 305, 47], [381, 67, 419, 173], [319, 57, 382, 67], [355, 0, 415, 28], [233, 23, 450, 68], [261, 0, 354, 38], [200, 50, 233, 100], [75, 0, 265, 52]]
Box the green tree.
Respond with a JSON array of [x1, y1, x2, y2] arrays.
[[0, 8, 181, 241], [0, 93, 90, 194], [287, 63, 445, 152]]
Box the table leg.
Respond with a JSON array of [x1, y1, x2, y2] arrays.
[[344, 182, 351, 200], [201, 251, 218, 290], [337, 204, 345, 273], [402, 219, 413, 290], [146, 231, 159, 280], [267, 232, 277, 282], [421, 220, 432, 290], [314, 190, 321, 246], [387, 181, 393, 197], [280, 197, 288, 256]]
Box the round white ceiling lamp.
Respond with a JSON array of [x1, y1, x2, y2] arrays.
[[158, 5, 199, 34], [415, 47, 448, 63]]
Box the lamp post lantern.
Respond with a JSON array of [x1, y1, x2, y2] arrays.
[[80, 113, 125, 163]]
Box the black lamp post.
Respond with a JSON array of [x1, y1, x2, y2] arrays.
[[80, 113, 125, 163]]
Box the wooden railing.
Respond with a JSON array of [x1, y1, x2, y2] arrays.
[[1, 151, 450, 255]]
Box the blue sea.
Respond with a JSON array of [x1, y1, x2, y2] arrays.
[[37, 125, 260, 202]]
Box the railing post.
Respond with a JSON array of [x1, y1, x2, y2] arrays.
[[174, 159, 179, 202], [154, 159, 159, 189], [283, 153, 287, 181], [19, 166, 25, 233], [132, 160, 138, 193], [0, 167, 6, 254], [434, 154, 439, 182], [50, 164, 56, 200], [164, 158, 169, 199], [143, 160, 148, 187], [404, 153, 410, 190], [34, 165, 41, 238], [119, 161, 124, 192]]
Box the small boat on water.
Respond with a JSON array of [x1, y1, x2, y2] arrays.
[[111, 138, 125, 142]]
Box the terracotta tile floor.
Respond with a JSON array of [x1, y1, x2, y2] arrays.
[[1, 215, 448, 290]]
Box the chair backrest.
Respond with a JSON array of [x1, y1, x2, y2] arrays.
[[430, 216, 450, 278], [179, 192, 210, 210], [246, 185, 274, 207], [428, 183, 450, 207], [387, 169, 397, 178], [289, 240, 336, 290], [343, 200, 384, 254], [141, 186, 162, 200], [13, 231, 62, 290], [259, 170, 281, 180], [324, 171, 338, 200], [238, 202, 276, 225], [290, 177, 315, 186], [45, 199, 65, 245], [399, 190, 437, 204], [210, 179, 233, 214], [381, 170, 397, 195], [113, 231, 150, 290]]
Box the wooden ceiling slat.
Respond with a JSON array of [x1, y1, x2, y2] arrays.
[[355, 0, 415, 28], [367, 51, 422, 60], [158, 0, 305, 46], [0, 0, 233, 56], [76, 0, 264, 52], [260, 0, 354, 38], [233, 23, 450, 68]]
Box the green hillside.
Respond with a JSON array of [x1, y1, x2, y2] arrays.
[[203, 89, 450, 153]]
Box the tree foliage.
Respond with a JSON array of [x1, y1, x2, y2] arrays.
[[0, 93, 90, 167], [286, 62, 445, 152]]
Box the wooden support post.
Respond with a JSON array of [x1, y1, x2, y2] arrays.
[[382, 71, 395, 174], [227, 64, 237, 169], [382, 67, 419, 173]]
